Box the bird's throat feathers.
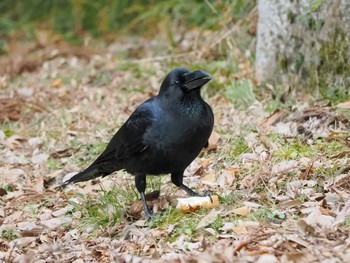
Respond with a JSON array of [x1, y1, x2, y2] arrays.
[[178, 91, 205, 117]]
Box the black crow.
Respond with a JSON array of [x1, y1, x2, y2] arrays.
[[66, 68, 214, 219]]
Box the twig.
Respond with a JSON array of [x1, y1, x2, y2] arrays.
[[6, 240, 17, 263], [233, 237, 252, 255]]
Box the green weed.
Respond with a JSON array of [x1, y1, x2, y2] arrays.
[[71, 185, 133, 229], [225, 79, 256, 110], [228, 135, 251, 159], [149, 208, 202, 243], [344, 216, 350, 229], [47, 158, 63, 170], [272, 135, 346, 162], [72, 174, 164, 230], [0, 228, 15, 241]]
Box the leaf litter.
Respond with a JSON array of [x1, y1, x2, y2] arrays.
[[0, 35, 350, 263]]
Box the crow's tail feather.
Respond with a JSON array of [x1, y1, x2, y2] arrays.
[[66, 165, 102, 183]]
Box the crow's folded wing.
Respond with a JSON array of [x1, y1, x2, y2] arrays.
[[91, 100, 156, 166]]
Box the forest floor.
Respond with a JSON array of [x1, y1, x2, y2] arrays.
[[1, 33, 350, 262]]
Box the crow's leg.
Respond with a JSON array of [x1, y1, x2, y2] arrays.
[[135, 174, 154, 220], [171, 172, 199, 197]]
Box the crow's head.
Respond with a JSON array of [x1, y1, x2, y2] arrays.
[[159, 68, 211, 99]]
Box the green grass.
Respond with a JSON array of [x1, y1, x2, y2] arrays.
[[75, 142, 108, 168], [272, 135, 347, 162], [220, 191, 244, 206], [1, 184, 14, 192], [246, 207, 285, 224], [149, 208, 210, 243], [225, 79, 256, 110], [72, 174, 165, 230], [47, 158, 63, 170], [71, 184, 134, 229], [74, 174, 227, 240], [210, 214, 224, 232], [0, 120, 21, 138], [0, 0, 256, 43], [0, 228, 15, 241], [230, 136, 251, 158], [344, 216, 350, 229], [219, 135, 252, 163], [273, 138, 317, 161]]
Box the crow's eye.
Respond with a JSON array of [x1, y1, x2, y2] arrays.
[[175, 80, 180, 85]]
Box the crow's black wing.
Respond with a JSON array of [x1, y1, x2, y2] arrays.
[[92, 99, 156, 165], [66, 99, 156, 183]]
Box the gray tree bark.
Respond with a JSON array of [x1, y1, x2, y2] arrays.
[[255, 0, 350, 87]]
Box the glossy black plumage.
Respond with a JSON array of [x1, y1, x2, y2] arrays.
[[66, 68, 214, 219]]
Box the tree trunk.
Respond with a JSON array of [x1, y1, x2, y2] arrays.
[[255, 0, 350, 89]]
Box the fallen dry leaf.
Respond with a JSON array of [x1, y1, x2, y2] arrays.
[[206, 131, 220, 151], [17, 87, 34, 98], [201, 173, 216, 183], [261, 109, 288, 127], [31, 153, 49, 164], [279, 199, 302, 209], [223, 167, 238, 179], [272, 160, 297, 175], [9, 237, 36, 248], [200, 158, 211, 168], [0, 187, 7, 196], [232, 206, 250, 216], [256, 254, 278, 263], [296, 219, 316, 236], [281, 252, 316, 263], [336, 101, 350, 109], [127, 190, 161, 219], [196, 209, 222, 229], [217, 169, 236, 190], [52, 206, 74, 218], [32, 178, 44, 193], [0, 96, 24, 123], [232, 225, 248, 235], [50, 147, 79, 159], [4, 210, 24, 224], [7, 135, 26, 149], [287, 235, 309, 248], [53, 78, 63, 88], [40, 217, 72, 230], [28, 137, 44, 148]]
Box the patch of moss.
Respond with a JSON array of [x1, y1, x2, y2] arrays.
[[308, 27, 350, 103]]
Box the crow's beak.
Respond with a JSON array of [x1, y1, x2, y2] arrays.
[[183, 70, 212, 91]]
